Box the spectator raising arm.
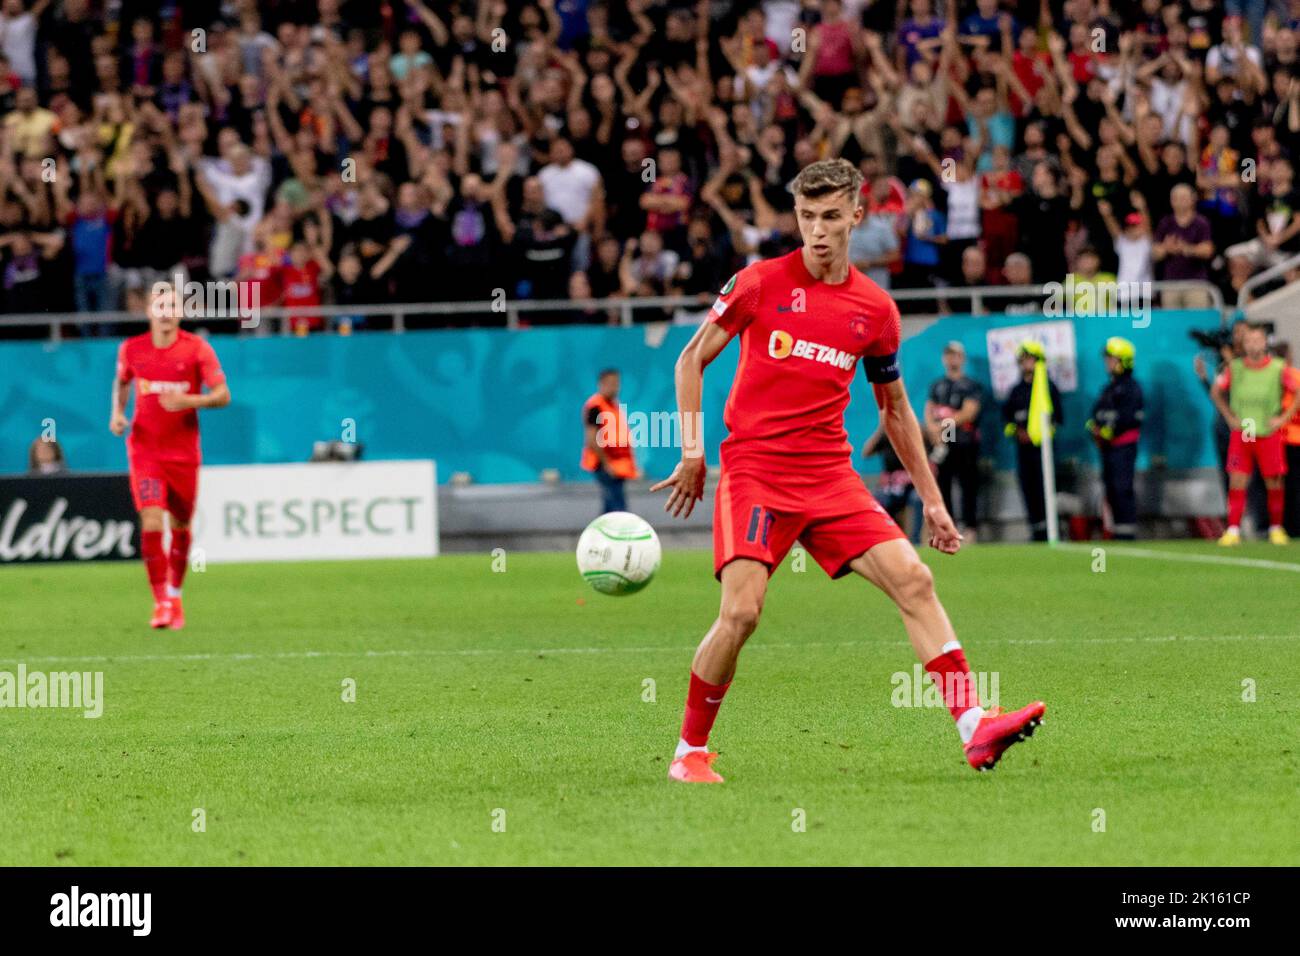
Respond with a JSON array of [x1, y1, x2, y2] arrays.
[[409, 0, 450, 47], [699, 154, 754, 258], [369, 234, 412, 282], [489, 141, 518, 244]]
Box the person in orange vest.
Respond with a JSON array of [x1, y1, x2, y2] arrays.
[[581, 368, 640, 514], [1283, 342, 1300, 536]]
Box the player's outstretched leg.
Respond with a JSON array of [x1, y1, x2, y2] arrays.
[[849, 540, 1045, 772], [668, 558, 768, 783], [139, 507, 172, 629], [166, 517, 192, 630]]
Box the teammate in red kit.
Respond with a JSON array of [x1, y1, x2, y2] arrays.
[[652, 159, 1045, 782], [109, 285, 231, 629]]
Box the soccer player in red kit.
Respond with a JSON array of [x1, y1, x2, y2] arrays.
[[109, 286, 231, 629], [651, 159, 1045, 782]]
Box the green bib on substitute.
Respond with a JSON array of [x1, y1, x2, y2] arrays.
[[1229, 357, 1285, 436]]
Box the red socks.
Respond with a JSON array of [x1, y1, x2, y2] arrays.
[[1268, 487, 1284, 528], [142, 528, 190, 600], [1227, 487, 1246, 527], [681, 651, 982, 750], [680, 671, 731, 747], [169, 528, 192, 592], [924, 645, 980, 724], [140, 530, 168, 602], [1228, 487, 1285, 528]]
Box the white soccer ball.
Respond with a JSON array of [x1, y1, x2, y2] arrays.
[[576, 511, 662, 596]]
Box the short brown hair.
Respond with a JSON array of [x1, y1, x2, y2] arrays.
[[791, 158, 863, 203]]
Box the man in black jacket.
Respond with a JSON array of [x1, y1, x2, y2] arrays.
[[1088, 338, 1144, 540], [925, 341, 983, 539], [1003, 340, 1064, 541]]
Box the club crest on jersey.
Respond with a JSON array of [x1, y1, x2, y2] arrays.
[[849, 316, 870, 340], [768, 330, 857, 370]]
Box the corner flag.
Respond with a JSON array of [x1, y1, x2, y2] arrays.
[[1025, 355, 1053, 447]]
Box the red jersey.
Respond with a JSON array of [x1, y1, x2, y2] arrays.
[[980, 168, 1024, 196], [282, 260, 324, 331], [1068, 50, 1101, 84], [282, 261, 322, 308], [645, 173, 692, 233], [1011, 51, 1051, 115], [116, 330, 226, 463], [237, 251, 284, 308], [708, 250, 901, 471]]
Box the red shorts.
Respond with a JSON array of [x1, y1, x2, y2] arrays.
[[713, 464, 906, 579], [1226, 430, 1287, 478], [129, 456, 199, 522]]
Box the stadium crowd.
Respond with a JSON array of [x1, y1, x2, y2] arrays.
[[0, 0, 1299, 331]]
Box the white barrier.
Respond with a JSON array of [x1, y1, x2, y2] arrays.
[[191, 460, 438, 563]]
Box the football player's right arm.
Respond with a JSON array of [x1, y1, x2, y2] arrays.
[[1209, 375, 1240, 430], [109, 346, 131, 436], [651, 320, 733, 518]]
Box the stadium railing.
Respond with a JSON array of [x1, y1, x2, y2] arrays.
[[0, 281, 1224, 340], [1235, 250, 1300, 314]]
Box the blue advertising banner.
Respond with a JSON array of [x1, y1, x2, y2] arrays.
[[1, 310, 1221, 484]]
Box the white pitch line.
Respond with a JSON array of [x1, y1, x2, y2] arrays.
[[1055, 542, 1300, 573], [0, 633, 1295, 667]]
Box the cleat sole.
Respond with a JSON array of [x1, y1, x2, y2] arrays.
[[967, 712, 1045, 771]]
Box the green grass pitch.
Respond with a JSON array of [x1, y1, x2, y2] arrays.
[[1, 542, 1296, 866]]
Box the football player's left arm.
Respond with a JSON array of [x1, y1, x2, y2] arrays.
[[196, 382, 231, 409], [160, 382, 230, 412], [196, 345, 231, 409], [1270, 370, 1300, 431], [875, 377, 962, 554], [161, 345, 231, 411]]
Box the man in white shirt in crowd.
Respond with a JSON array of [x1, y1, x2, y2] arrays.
[[0, 0, 47, 87], [198, 139, 272, 239], [538, 137, 603, 272]]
